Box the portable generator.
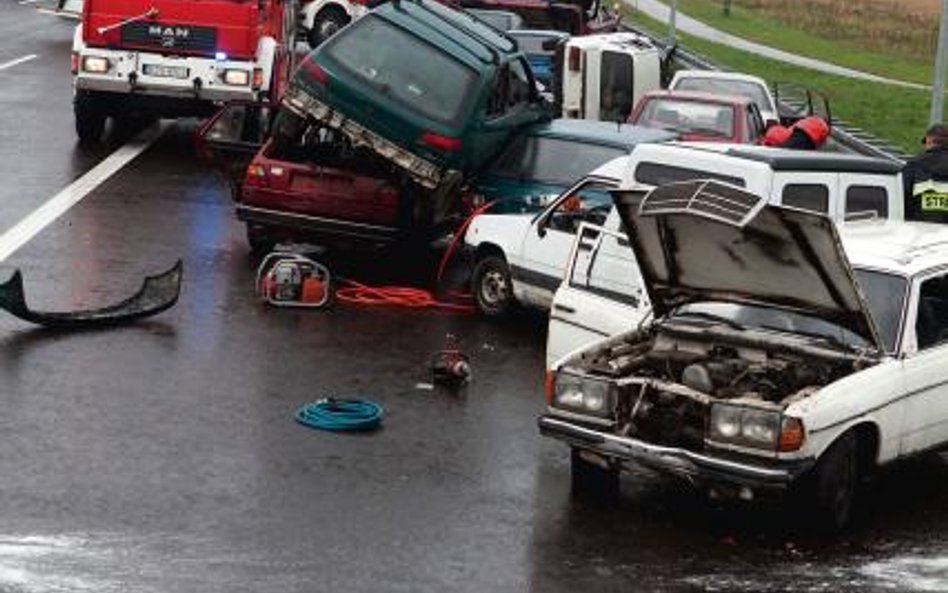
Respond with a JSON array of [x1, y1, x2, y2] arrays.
[[256, 252, 331, 308]]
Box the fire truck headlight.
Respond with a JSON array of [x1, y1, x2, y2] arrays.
[[82, 56, 111, 74], [222, 69, 250, 86]]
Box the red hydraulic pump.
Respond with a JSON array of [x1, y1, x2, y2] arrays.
[[71, 0, 300, 143]]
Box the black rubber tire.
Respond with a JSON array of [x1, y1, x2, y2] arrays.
[[246, 224, 277, 256], [812, 432, 860, 530], [307, 9, 349, 48], [570, 448, 619, 501], [74, 91, 107, 144], [471, 254, 513, 317]]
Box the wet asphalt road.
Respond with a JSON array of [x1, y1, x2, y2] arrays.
[[2, 4, 948, 592]]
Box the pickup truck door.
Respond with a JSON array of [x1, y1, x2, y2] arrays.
[[546, 223, 648, 368], [195, 101, 274, 197], [515, 178, 618, 308], [899, 272, 948, 455]]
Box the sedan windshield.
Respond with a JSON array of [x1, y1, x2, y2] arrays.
[[673, 78, 773, 113], [635, 98, 735, 138], [488, 136, 626, 185], [671, 269, 907, 353]]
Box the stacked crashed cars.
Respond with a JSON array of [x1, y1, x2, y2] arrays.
[[541, 180, 948, 529], [279, 0, 548, 229]]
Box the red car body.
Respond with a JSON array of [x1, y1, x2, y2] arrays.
[[238, 137, 404, 247], [628, 90, 767, 144]]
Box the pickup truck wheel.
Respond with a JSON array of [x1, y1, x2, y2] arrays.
[[570, 448, 619, 500], [74, 91, 106, 144], [812, 432, 859, 530], [308, 9, 348, 48], [246, 224, 277, 255], [472, 255, 513, 317]]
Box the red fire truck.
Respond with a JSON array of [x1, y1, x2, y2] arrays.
[[71, 0, 298, 142]]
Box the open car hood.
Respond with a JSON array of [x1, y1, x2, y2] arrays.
[[613, 180, 883, 349]]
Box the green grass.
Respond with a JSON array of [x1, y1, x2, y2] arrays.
[[622, 5, 930, 153], [664, 0, 934, 85]]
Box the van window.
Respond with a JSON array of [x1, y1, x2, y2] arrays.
[[782, 184, 829, 213], [846, 185, 889, 219], [600, 51, 634, 122], [634, 162, 745, 187]]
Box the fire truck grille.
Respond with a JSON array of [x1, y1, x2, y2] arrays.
[[121, 22, 218, 54]]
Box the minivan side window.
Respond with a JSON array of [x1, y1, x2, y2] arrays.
[[634, 162, 745, 187], [507, 59, 532, 108], [487, 65, 508, 118], [782, 183, 829, 213], [846, 185, 889, 219]]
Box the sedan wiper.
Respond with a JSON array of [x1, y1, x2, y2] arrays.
[[760, 324, 861, 352], [672, 310, 746, 331]]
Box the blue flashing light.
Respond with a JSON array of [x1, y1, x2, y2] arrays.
[[215, 52, 227, 62]]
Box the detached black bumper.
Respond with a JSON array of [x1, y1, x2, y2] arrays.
[[539, 415, 814, 491]]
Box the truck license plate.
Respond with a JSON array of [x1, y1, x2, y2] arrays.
[[143, 64, 189, 79]]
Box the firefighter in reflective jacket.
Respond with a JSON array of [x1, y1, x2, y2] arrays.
[[903, 124, 948, 223]]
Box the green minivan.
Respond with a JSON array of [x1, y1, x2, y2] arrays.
[[281, 0, 549, 192]]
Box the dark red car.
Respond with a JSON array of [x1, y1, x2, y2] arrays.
[[198, 102, 420, 252], [628, 90, 767, 144]]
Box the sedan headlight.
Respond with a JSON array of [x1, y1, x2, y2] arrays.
[[552, 372, 615, 418], [82, 56, 110, 73], [709, 404, 795, 451]]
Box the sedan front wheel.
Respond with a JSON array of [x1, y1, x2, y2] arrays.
[[472, 255, 513, 317]]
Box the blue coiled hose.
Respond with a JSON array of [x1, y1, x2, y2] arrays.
[[295, 398, 384, 432]]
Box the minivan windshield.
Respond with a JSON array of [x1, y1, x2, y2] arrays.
[[321, 15, 478, 126], [671, 268, 907, 353]]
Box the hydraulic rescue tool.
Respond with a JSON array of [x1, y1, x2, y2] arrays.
[[430, 334, 471, 388]]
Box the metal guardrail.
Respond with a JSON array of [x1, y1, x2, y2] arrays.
[[621, 22, 910, 164]]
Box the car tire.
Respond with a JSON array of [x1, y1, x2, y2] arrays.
[[471, 254, 513, 317], [74, 91, 107, 144], [246, 224, 277, 255], [308, 9, 348, 48], [812, 432, 859, 530], [570, 448, 619, 500]]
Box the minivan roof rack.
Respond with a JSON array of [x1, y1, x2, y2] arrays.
[[398, 0, 517, 63]]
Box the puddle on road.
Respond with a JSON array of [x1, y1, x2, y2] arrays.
[[685, 552, 948, 592], [0, 532, 318, 593], [859, 555, 948, 592]]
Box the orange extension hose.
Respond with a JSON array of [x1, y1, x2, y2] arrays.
[[334, 201, 501, 313]]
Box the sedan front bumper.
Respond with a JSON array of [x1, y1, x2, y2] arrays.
[[538, 415, 814, 491]]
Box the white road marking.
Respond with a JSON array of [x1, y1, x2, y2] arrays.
[[0, 122, 168, 262], [0, 54, 38, 71], [17, 0, 42, 5]]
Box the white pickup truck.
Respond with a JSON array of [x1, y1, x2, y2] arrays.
[[462, 142, 905, 358]]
